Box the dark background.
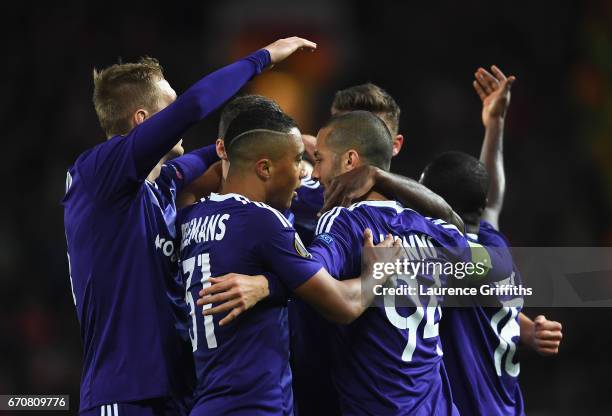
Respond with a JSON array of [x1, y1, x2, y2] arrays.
[[1, 1, 611, 414]]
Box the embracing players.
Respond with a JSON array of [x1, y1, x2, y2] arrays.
[[177, 110, 403, 415]]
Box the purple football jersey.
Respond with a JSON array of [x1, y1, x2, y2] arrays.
[[287, 177, 339, 416], [62, 50, 270, 413], [309, 200, 508, 416], [291, 176, 325, 246], [178, 193, 322, 416], [441, 221, 524, 416]]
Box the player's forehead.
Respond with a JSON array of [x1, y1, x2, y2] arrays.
[[315, 127, 333, 152], [287, 128, 304, 153]]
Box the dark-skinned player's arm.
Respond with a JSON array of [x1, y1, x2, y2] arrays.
[[197, 229, 401, 326], [473, 65, 516, 230], [321, 165, 464, 231], [519, 313, 563, 356], [475, 68, 564, 353]]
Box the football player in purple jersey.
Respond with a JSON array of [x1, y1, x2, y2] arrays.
[[419, 65, 563, 415], [63, 37, 316, 416]]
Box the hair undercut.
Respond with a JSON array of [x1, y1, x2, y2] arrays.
[[331, 83, 401, 136], [323, 110, 393, 171], [92, 57, 164, 137], [224, 108, 298, 155], [218, 95, 283, 139], [226, 129, 298, 171], [420, 151, 490, 221]]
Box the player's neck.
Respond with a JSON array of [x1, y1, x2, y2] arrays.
[[221, 174, 264, 202], [363, 190, 388, 201]]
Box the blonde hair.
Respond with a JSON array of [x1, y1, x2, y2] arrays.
[[92, 57, 164, 137]]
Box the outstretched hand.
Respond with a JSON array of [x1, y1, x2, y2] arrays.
[[264, 37, 317, 66], [473, 65, 516, 127]]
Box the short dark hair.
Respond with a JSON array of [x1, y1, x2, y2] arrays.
[[225, 108, 298, 159], [322, 110, 393, 171], [226, 129, 298, 170], [420, 151, 490, 221], [331, 83, 400, 136], [93, 57, 164, 137], [218, 95, 283, 138]]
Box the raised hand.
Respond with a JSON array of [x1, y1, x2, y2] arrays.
[[473, 65, 516, 127], [263, 36, 317, 65]]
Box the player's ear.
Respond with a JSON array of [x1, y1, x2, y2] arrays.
[[392, 134, 404, 157], [255, 158, 272, 180], [345, 150, 360, 171], [133, 109, 148, 127], [216, 139, 228, 160]]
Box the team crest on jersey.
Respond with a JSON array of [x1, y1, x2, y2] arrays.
[[294, 232, 312, 258]]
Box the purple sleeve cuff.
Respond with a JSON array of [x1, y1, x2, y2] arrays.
[[247, 49, 271, 75], [168, 144, 219, 186]]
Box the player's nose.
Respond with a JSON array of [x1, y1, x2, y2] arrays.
[[311, 165, 320, 181]]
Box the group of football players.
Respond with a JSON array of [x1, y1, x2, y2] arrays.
[[63, 36, 563, 415]]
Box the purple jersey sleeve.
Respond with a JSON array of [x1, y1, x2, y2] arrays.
[[77, 50, 270, 202], [309, 207, 363, 279], [425, 216, 513, 282], [250, 204, 323, 290], [167, 144, 219, 190]]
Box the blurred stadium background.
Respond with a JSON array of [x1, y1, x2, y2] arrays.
[[1, 1, 611, 414]]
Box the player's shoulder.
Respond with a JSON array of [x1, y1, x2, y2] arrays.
[[315, 205, 353, 235], [73, 135, 125, 165], [204, 193, 293, 230], [249, 200, 294, 229], [423, 216, 464, 236], [476, 220, 510, 248], [316, 200, 406, 235]]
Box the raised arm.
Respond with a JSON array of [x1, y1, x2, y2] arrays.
[[473, 65, 516, 230], [84, 37, 316, 201], [132, 37, 317, 177], [321, 165, 464, 231]]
